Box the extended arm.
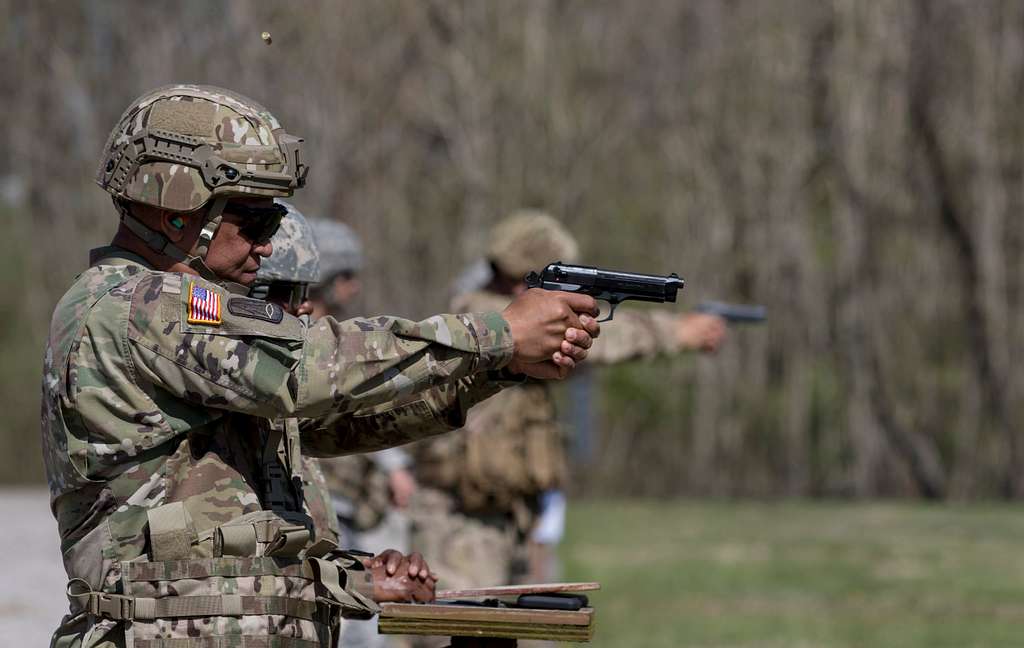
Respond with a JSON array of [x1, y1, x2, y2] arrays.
[[300, 373, 510, 456], [584, 308, 685, 364], [126, 273, 514, 419]]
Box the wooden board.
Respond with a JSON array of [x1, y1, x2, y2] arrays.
[[380, 603, 592, 626], [378, 603, 595, 642], [379, 618, 593, 642], [435, 581, 600, 600]]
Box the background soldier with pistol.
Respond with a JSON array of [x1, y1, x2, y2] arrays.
[[409, 210, 727, 596]]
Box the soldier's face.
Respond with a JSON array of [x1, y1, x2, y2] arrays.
[[206, 198, 276, 285], [330, 273, 361, 306]]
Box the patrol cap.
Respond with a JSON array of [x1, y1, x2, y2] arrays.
[[487, 210, 579, 280]]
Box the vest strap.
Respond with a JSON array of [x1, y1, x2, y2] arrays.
[[261, 419, 306, 512], [126, 556, 307, 581], [68, 578, 331, 623]]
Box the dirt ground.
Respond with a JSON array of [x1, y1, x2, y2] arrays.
[[0, 487, 68, 646]]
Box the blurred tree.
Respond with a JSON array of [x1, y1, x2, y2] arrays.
[[3, 0, 1024, 498]]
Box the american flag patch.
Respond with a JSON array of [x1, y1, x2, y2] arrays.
[[187, 282, 222, 325]]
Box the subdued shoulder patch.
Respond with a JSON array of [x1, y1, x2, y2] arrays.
[[162, 273, 182, 296], [227, 297, 284, 324]]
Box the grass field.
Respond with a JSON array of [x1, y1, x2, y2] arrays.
[[560, 500, 1024, 647]]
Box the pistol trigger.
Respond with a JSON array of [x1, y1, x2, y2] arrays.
[[596, 301, 617, 323]]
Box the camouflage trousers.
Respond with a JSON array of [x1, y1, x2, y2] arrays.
[[407, 487, 518, 593], [406, 487, 519, 648]]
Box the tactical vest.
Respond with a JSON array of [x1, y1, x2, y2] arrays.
[[414, 383, 568, 515], [58, 416, 377, 648], [45, 255, 377, 648]]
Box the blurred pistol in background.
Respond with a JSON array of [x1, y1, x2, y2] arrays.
[[696, 301, 766, 323], [525, 261, 684, 322]]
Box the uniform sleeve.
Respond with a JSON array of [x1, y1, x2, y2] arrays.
[[299, 372, 509, 457], [586, 308, 684, 364], [125, 273, 514, 420]]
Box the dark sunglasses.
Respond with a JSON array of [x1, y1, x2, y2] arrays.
[[223, 202, 288, 244]]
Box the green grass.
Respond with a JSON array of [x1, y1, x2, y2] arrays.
[[560, 500, 1024, 647]]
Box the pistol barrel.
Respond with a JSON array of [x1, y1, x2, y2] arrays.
[[695, 301, 766, 323]]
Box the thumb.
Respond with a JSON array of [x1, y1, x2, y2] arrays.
[[559, 292, 599, 317]]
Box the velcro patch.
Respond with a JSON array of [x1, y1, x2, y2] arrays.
[[187, 282, 222, 325], [148, 99, 216, 138], [227, 297, 284, 324]]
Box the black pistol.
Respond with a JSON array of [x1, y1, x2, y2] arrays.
[[695, 301, 767, 323], [525, 262, 684, 322]]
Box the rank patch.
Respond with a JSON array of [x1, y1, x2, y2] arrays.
[[187, 282, 222, 325], [227, 297, 284, 324]]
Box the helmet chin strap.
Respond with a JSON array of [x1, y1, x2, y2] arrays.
[[116, 197, 249, 295], [182, 197, 233, 286]]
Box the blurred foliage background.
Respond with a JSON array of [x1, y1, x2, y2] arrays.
[[3, 0, 1024, 499]]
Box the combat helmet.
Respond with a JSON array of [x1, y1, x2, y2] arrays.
[[256, 201, 321, 285], [309, 218, 363, 281], [487, 210, 579, 280], [96, 84, 309, 282], [251, 200, 320, 312]]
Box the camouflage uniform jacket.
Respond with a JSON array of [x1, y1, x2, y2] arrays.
[[41, 248, 513, 648], [413, 289, 682, 526]]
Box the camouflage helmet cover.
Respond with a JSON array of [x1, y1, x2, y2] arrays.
[[487, 210, 579, 280], [96, 84, 308, 213], [309, 218, 363, 279], [256, 200, 321, 285]]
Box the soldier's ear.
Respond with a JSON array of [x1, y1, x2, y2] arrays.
[[161, 211, 191, 242]]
